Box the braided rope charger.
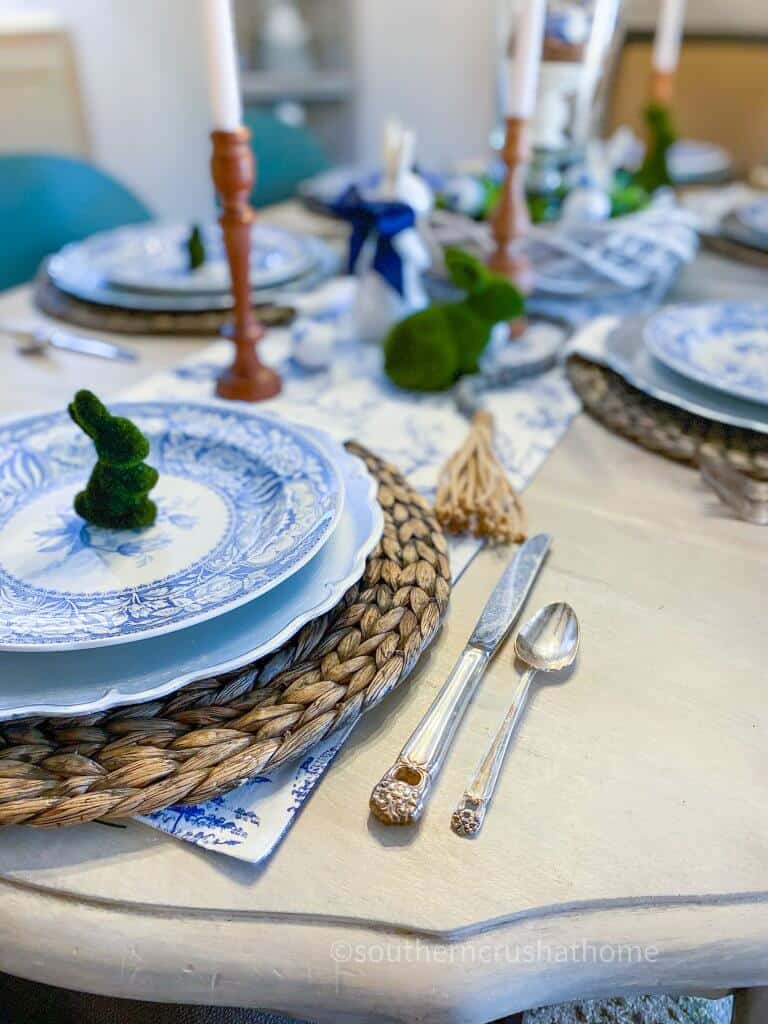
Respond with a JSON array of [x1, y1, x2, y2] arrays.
[[567, 355, 768, 479], [0, 445, 451, 828], [34, 267, 296, 336]]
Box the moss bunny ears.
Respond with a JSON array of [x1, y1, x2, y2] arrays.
[[69, 390, 158, 529]]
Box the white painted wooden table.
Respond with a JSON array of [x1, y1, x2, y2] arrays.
[[0, 245, 766, 1024]]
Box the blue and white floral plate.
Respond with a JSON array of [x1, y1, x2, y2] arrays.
[[47, 231, 337, 313], [718, 211, 768, 255], [574, 315, 768, 435], [735, 200, 768, 241], [668, 140, 731, 184], [0, 433, 380, 720], [0, 403, 344, 652], [51, 222, 313, 297], [644, 303, 768, 406], [298, 164, 445, 211]]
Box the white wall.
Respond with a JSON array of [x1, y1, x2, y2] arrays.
[[2, 0, 766, 218], [625, 0, 768, 32], [3, 0, 498, 212], [354, 0, 496, 169], [353, 0, 768, 169], [1, 0, 216, 221]]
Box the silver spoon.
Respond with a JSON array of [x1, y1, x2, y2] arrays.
[[451, 602, 580, 838]]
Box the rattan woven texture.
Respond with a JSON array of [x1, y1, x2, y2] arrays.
[[34, 268, 295, 336], [0, 445, 451, 828], [703, 233, 768, 270], [567, 355, 768, 479]]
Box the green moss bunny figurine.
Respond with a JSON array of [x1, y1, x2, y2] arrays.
[[384, 247, 524, 392], [635, 102, 677, 193], [69, 390, 158, 529], [187, 224, 206, 271]]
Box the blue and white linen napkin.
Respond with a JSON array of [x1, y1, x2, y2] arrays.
[[142, 724, 356, 861], [124, 282, 581, 863]]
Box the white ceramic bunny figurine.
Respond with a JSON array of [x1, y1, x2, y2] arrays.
[[353, 120, 432, 345], [382, 121, 435, 216]]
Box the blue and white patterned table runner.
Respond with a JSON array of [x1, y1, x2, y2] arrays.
[[118, 287, 580, 863]]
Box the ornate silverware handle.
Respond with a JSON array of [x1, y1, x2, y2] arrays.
[[369, 646, 489, 826], [369, 533, 552, 827], [451, 668, 535, 838], [47, 329, 138, 362]]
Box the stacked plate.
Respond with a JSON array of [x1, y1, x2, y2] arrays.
[[719, 198, 768, 256], [593, 302, 768, 434], [667, 140, 732, 185], [46, 222, 339, 313], [0, 403, 383, 720]]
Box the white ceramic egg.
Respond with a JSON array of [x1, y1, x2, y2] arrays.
[[292, 319, 336, 370], [561, 186, 612, 224], [443, 176, 485, 217]]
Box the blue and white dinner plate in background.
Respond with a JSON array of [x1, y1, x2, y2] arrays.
[[0, 403, 343, 652], [105, 223, 313, 295], [298, 165, 384, 209], [668, 140, 731, 185], [718, 211, 768, 255], [298, 164, 446, 211], [735, 200, 768, 242], [644, 303, 768, 406], [46, 230, 338, 313], [0, 433, 381, 720], [51, 222, 313, 297], [587, 316, 768, 435]]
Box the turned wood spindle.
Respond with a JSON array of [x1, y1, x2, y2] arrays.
[[488, 117, 535, 296], [649, 68, 675, 105], [210, 127, 282, 402]]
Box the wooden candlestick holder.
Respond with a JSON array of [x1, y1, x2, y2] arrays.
[[649, 68, 675, 105], [488, 116, 534, 295], [210, 128, 281, 402]]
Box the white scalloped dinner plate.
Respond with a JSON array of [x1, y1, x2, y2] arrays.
[[600, 316, 768, 434], [47, 234, 338, 312], [50, 222, 312, 297], [0, 432, 382, 720]]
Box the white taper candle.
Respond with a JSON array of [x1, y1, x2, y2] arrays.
[[653, 0, 686, 73], [504, 0, 547, 120], [202, 0, 243, 131]]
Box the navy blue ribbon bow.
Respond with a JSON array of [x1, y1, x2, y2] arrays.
[[331, 186, 416, 297]]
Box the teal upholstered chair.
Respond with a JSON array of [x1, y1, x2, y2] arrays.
[[0, 153, 151, 291], [244, 109, 330, 208]]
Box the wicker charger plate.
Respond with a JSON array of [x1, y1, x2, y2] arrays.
[[703, 234, 768, 270], [34, 267, 295, 336], [567, 355, 768, 479], [0, 445, 451, 828]]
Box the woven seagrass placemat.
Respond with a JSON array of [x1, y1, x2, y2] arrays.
[[34, 269, 295, 336], [567, 356, 768, 478], [0, 444, 451, 828], [703, 233, 768, 270]]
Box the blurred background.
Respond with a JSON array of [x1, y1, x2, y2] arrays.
[[0, 0, 766, 221]]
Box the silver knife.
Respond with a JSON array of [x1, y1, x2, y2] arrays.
[[11, 327, 138, 363], [369, 533, 552, 826]]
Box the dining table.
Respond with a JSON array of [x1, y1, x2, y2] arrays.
[[0, 201, 765, 1024]]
